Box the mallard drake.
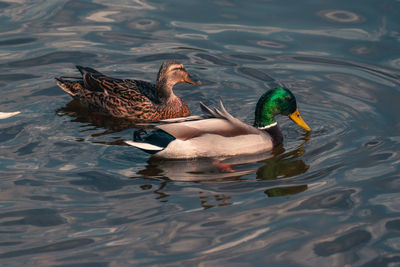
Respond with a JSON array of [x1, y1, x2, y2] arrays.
[[55, 61, 200, 121], [125, 87, 310, 159]]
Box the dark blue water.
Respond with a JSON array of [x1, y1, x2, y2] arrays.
[[1, 0, 399, 266]]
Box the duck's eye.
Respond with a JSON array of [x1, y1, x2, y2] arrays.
[[172, 66, 185, 71]]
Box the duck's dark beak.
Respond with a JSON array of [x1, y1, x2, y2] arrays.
[[289, 109, 311, 131], [184, 74, 201, 85]]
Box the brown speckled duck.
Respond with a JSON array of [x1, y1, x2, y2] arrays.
[[55, 61, 200, 121]]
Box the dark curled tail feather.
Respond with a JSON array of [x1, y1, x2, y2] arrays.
[[54, 76, 82, 83], [54, 77, 64, 83], [76, 65, 102, 75]]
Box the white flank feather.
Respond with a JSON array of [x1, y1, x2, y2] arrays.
[[0, 111, 20, 119], [159, 115, 204, 122], [156, 133, 273, 159], [124, 140, 163, 151]]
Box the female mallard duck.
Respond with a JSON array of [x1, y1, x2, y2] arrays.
[[125, 87, 310, 159], [55, 61, 200, 121]]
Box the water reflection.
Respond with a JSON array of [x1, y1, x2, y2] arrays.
[[314, 229, 371, 257], [292, 189, 356, 211], [136, 133, 310, 185], [171, 20, 381, 41], [138, 180, 170, 201], [0, 238, 94, 259], [126, 133, 312, 210], [127, 18, 160, 31], [317, 10, 363, 23], [0, 208, 65, 227], [56, 100, 145, 137]]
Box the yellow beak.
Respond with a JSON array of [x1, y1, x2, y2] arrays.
[[288, 109, 311, 131], [184, 74, 201, 85]]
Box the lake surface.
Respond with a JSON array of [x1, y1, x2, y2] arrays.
[[1, 0, 399, 266]]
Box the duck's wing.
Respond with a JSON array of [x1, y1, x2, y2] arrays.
[[155, 101, 260, 140], [75, 65, 109, 93], [76, 66, 157, 101], [56, 66, 113, 96], [142, 115, 206, 125]]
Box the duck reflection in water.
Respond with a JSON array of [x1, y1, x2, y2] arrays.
[[56, 100, 150, 141], [135, 132, 310, 207], [137, 132, 310, 181]]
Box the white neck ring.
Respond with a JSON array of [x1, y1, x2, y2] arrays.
[[257, 122, 277, 130]]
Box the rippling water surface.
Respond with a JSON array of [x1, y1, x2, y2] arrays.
[[1, 0, 399, 266]]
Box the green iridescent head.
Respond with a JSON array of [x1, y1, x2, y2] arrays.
[[254, 87, 310, 131]]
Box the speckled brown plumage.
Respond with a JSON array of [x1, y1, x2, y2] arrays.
[[55, 61, 200, 121]]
